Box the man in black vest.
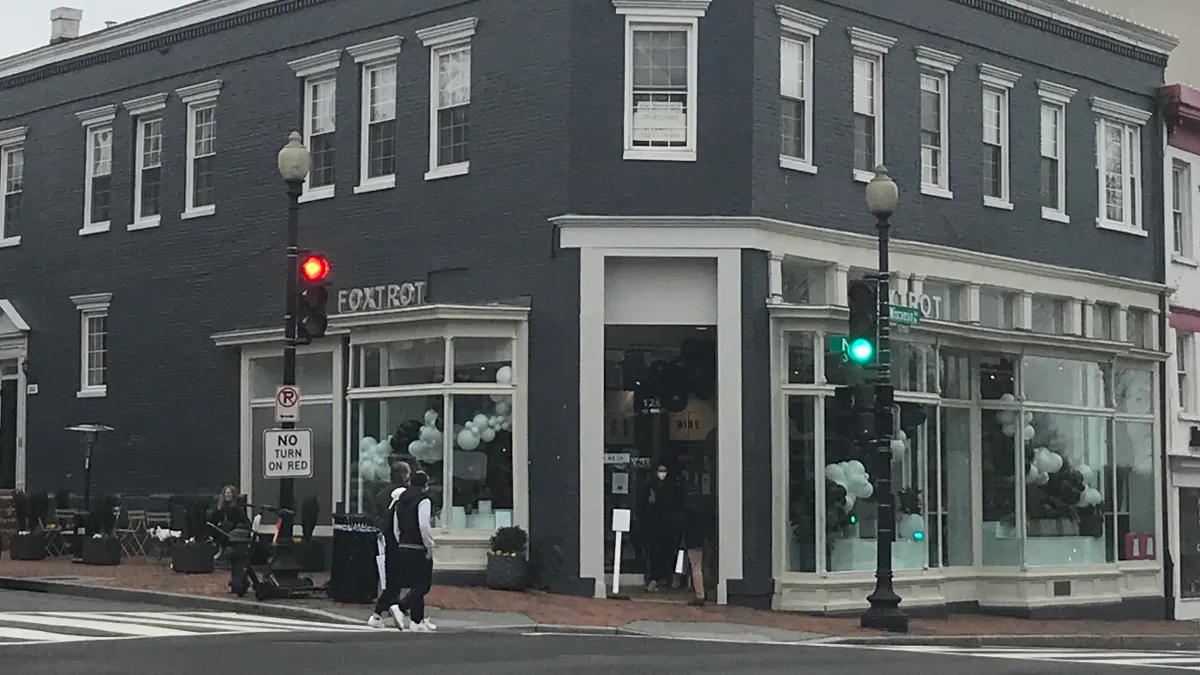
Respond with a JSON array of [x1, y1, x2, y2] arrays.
[[367, 461, 410, 629], [392, 470, 437, 632]]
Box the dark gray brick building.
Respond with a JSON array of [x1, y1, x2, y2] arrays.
[[0, 0, 1177, 615]]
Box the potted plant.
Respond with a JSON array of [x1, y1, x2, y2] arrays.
[[8, 491, 47, 561], [81, 496, 121, 565], [294, 497, 325, 572], [486, 525, 528, 591], [172, 499, 216, 573]]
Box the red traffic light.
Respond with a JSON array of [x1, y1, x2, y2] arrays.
[[300, 255, 329, 283]]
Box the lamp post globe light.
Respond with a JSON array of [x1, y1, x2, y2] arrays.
[[277, 131, 311, 184], [860, 165, 908, 633]]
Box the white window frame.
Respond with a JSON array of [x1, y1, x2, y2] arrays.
[[1179, 331, 1195, 413], [348, 36, 403, 194], [288, 50, 341, 202], [979, 64, 1020, 209], [1172, 158, 1195, 262], [175, 79, 222, 220], [75, 104, 116, 236], [416, 17, 478, 179], [916, 47, 959, 199], [614, 0, 710, 163], [776, 5, 825, 174], [1091, 96, 1152, 236], [0, 125, 26, 248], [71, 292, 112, 398], [1037, 80, 1075, 224], [848, 27, 896, 183], [123, 93, 168, 231]]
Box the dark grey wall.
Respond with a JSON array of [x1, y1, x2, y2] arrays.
[[753, 0, 1166, 282]]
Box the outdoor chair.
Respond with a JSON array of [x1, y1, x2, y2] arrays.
[[144, 510, 173, 559], [115, 508, 148, 557], [47, 509, 77, 556]]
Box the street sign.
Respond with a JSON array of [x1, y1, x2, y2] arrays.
[[274, 385, 300, 423], [263, 428, 313, 479], [827, 335, 849, 354], [889, 304, 921, 326]]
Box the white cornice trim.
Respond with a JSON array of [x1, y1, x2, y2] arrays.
[[1006, 0, 1178, 55], [1090, 96, 1154, 126], [847, 27, 896, 56], [915, 46, 961, 72], [347, 36, 403, 65], [287, 49, 341, 78], [415, 17, 479, 48], [70, 292, 113, 312], [775, 5, 826, 36], [122, 92, 168, 116], [0, 126, 27, 147], [979, 63, 1022, 89], [1037, 79, 1078, 105], [175, 79, 222, 105], [612, 0, 711, 18], [74, 104, 116, 127]]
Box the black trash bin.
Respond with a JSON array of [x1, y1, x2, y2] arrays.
[[327, 513, 379, 604]]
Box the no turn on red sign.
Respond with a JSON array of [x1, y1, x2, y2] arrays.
[[275, 385, 300, 423]]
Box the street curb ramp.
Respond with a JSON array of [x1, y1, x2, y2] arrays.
[[828, 633, 1200, 651], [0, 576, 361, 626]]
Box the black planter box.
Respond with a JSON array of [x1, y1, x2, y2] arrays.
[[486, 552, 529, 591], [9, 532, 47, 561], [80, 536, 122, 566], [171, 542, 216, 574], [294, 540, 327, 572]]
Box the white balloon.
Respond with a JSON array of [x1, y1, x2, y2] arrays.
[[890, 439, 906, 453], [358, 436, 378, 454], [473, 413, 489, 428], [501, 420, 511, 431], [490, 394, 507, 403], [424, 409, 439, 426], [480, 426, 496, 443], [844, 494, 856, 511], [494, 402, 511, 417], [457, 428, 481, 451], [1000, 393, 1016, 402], [420, 425, 439, 443], [1078, 464, 1095, 484], [408, 440, 426, 456], [825, 463, 847, 485], [489, 415, 502, 429], [1001, 424, 1016, 437], [897, 429, 907, 441], [374, 438, 393, 459], [1023, 425, 1036, 441], [1034, 470, 1050, 486], [1081, 487, 1102, 506], [1026, 465, 1041, 484], [495, 365, 513, 385], [1023, 411, 1034, 425], [853, 480, 874, 499], [1044, 451, 1063, 473], [996, 410, 1015, 426], [846, 460, 866, 476], [465, 421, 478, 433]]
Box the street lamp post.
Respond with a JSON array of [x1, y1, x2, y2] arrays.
[[860, 165, 908, 633], [270, 131, 312, 586]]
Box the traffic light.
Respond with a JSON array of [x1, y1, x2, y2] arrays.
[[846, 279, 878, 366], [295, 251, 330, 343]]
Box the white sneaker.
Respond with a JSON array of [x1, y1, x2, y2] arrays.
[[423, 618, 437, 631], [367, 614, 385, 629], [388, 605, 409, 631], [408, 620, 434, 632]]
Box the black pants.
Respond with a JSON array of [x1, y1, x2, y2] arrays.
[[373, 546, 407, 615], [645, 528, 676, 583], [395, 548, 433, 623]]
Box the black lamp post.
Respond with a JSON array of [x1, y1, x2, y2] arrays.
[[269, 131, 312, 587], [860, 165, 908, 633], [65, 423, 114, 560]]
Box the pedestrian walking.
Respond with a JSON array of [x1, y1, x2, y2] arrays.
[[640, 461, 683, 592], [391, 470, 437, 632], [367, 461, 410, 629]]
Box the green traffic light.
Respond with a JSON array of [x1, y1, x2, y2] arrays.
[[913, 531, 925, 541], [848, 338, 874, 363]]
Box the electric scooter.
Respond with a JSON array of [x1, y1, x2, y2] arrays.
[[226, 503, 318, 601]]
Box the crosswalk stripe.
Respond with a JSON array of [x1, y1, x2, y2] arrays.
[[0, 624, 92, 643], [0, 613, 194, 637], [187, 611, 362, 630], [869, 645, 1200, 670], [53, 612, 291, 634]]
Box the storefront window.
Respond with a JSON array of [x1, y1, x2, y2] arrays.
[[350, 395, 445, 516], [781, 259, 828, 304], [939, 407, 972, 565], [449, 394, 514, 530], [979, 287, 1016, 329], [787, 332, 815, 384], [250, 353, 334, 398], [454, 338, 513, 383], [1114, 421, 1155, 560], [1114, 366, 1153, 415], [893, 341, 936, 393], [981, 408, 1019, 565], [1180, 488, 1200, 597], [1022, 356, 1108, 408], [979, 352, 1016, 400], [1093, 303, 1117, 340], [354, 338, 446, 387], [1127, 309, 1150, 348], [786, 396, 817, 572], [940, 348, 970, 400]]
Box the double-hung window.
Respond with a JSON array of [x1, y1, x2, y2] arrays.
[[288, 50, 341, 201], [777, 6, 825, 173], [348, 36, 403, 194], [71, 292, 111, 398], [1091, 96, 1152, 234], [0, 126, 25, 247], [1173, 160, 1194, 258], [979, 64, 1019, 209], [417, 17, 477, 179], [916, 47, 959, 198], [1037, 80, 1076, 222], [75, 105, 116, 235], [176, 80, 222, 219], [123, 93, 168, 230], [1179, 332, 1195, 413], [848, 27, 895, 181]]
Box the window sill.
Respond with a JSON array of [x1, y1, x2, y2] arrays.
[[354, 176, 396, 194], [1179, 411, 1200, 424], [1096, 218, 1148, 237], [983, 196, 1014, 210], [779, 155, 817, 174], [182, 205, 216, 220], [425, 162, 470, 181], [622, 148, 696, 163], [79, 222, 111, 236], [77, 387, 107, 399], [1041, 208, 1070, 224], [921, 185, 954, 200], [853, 169, 873, 184], [128, 215, 161, 231], [1173, 254, 1200, 268], [0, 236, 20, 248], [298, 186, 335, 203]]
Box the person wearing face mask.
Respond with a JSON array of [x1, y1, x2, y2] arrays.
[[640, 462, 683, 592]]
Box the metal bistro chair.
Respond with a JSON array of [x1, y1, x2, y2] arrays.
[[144, 510, 173, 559], [116, 508, 149, 557], [47, 509, 77, 556]]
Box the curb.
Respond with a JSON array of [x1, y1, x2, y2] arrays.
[[826, 634, 1200, 651], [535, 624, 623, 636], [0, 576, 361, 626]]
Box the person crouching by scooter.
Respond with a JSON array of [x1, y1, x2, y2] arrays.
[[367, 461, 411, 629], [390, 470, 437, 632]]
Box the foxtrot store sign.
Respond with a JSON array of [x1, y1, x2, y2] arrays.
[[336, 281, 427, 314]]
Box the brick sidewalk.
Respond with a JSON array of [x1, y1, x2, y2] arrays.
[[2, 556, 1197, 637]]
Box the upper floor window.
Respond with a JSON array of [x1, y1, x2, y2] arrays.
[[776, 6, 825, 174], [1092, 302, 1117, 340], [848, 27, 895, 181], [71, 292, 111, 398], [1091, 96, 1151, 235], [1031, 295, 1065, 334], [75, 104, 116, 236], [348, 36, 403, 194], [979, 286, 1016, 329], [1179, 332, 1195, 413], [0, 126, 25, 247], [288, 51, 341, 201], [916, 47, 959, 199], [123, 92, 168, 231], [1127, 308, 1152, 349], [175, 80, 222, 219], [979, 65, 1019, 209], [1037, 80, 1077, 223], [1174, 160, 1194, 259], [417, 17, 478, 178]]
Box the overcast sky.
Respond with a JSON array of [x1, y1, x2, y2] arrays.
[[0, 0, 192, 59]]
